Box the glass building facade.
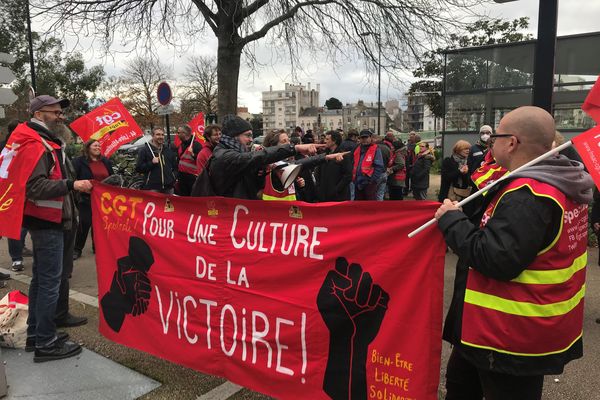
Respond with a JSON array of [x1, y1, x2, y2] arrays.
[[442, 32, 600, 156]]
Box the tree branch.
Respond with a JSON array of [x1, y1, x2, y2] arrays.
[[189, 0, 218, 34], [240, 0, 334, 46], [242, 0, 269, 17]]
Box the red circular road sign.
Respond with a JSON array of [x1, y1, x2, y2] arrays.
[[157, 82, 172, 106]]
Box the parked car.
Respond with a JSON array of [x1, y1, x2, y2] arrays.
[[118, 134, 152, 154]]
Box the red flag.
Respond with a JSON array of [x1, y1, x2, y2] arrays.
[[582, 75, 600, 124], [0, 124, 46, 239], [70, 98, 144, 157], [572, 125, 600, 189], [188, 112, 206, 143], [92, 184, 445, 400]]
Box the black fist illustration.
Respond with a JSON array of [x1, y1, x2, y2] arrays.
[[317, 257, 389, 400], [100, 236, 154, 332]]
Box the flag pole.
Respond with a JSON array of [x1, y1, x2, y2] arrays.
[[408, 141, 574, 238], [146, 141, 157, 159]]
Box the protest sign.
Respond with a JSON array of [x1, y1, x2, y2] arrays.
[[70, 98, 143, 157], [92, 183, 445, 399]]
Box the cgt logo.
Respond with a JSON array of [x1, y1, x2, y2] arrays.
[[96, 110, 122, 126], [100, 192, 143, 219]]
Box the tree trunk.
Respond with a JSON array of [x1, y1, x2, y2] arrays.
[[217, 36, 242, 121]]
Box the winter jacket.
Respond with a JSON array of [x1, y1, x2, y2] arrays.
[[23, 121, 78, 231], [210, 142, 297, 199], [72, 156, 113, 204], [439, 155, 593, 376], [136, 142, 177, 191], [439, 155, 470, 202], [410, 153, 434, 190], [315, 147, 352, 201], [467, 142, 487, 174]]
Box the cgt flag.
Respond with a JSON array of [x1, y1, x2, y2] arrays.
[[92, 183, 445, 400], [0, 124, 50, 239], [173, 112, 205, 149], [70, 98, 143, 157], [572, 125, 600, 190], [582, 75, 600, 124]]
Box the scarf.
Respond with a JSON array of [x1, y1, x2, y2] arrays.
[[219, 134, 248, 153]]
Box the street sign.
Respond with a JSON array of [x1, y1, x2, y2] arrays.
[[0, 53, 15, 64], [0, 66, 15, 84], [156, 104, 175, 115], [157, 82, 172, 106], [0, 52, 17, 108], [0, 88, 17, 105]]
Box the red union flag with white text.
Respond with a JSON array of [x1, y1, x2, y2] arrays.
[[70, 98, 143, 157], [92, 183, 445, 399], [572, 126, 600, 189]]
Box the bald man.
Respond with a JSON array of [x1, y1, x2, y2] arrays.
[[435, 106, 593, 400]]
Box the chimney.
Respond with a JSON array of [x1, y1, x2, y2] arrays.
[[317, 84, 320, 92], [270, 85, 272, 92], [308, 82, 311, 91]]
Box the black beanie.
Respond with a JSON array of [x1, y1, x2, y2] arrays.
[[222, 114, 253, 137]]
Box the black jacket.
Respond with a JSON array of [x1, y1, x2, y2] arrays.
[[438, 180, 579, 376], [211, 143, 297, 199], [438, 156, 469, 202], [72, 156, 113, 204], [410, 154, 433, 190], [136, 142, 177, 190], [315, 147, 352, 201]]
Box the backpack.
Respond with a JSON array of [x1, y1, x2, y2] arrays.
[[191, 156, 216, 197]]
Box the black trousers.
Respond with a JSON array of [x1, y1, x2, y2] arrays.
[[56, 228, 76, 322], [177, 172, 197, 196], [389, 186, 404, 200], [74, 203, 92, 254], [445, 348, 544, 400]]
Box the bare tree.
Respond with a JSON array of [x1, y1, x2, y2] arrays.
[[182, 55, 218, 118], [102, 57, 170, 129], [34, 0, 485, 120]]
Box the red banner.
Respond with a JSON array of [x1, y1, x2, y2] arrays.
[[572, 125, 600, 190], [0, 124, 46, 239], [70, 98, 143, 157], [92, 183, 445, 399], [582, 75, 600, 124], [188, 112, 206, 143]]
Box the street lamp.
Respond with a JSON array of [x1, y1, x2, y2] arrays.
[[360, 31, 382, 135]]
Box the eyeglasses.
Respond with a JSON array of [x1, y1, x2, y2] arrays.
[[489, 133, 520, 145], [38, 109, 64, 117]]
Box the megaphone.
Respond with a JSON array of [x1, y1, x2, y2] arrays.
[[274, 161, 301, 190]]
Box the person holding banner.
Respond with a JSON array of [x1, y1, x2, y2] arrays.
[[195, 124, 221, 176], [210, 115, 323, 199], [18, 95, 93, 361], [434, 106, 593, 399], [72, 140, 114, 260], [175, 125, 202, 196], [136, 127, 177, 194]]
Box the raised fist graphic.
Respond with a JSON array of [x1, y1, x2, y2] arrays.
[[317, 257, 390, 400], [100, 236, 154, 332]]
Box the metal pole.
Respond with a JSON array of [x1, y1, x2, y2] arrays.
[[532, 0, 559, 113], [165, 114, 171, 146], [377, 40, 381, 135], [26, 0, 36, 92]]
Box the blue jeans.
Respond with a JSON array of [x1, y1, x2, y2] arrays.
[[376, 174, 388, 201], [27, 229, 64, 347], [7, 227, 27, 262]]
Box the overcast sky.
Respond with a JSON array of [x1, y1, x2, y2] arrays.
[[36, 0, 600, 113]]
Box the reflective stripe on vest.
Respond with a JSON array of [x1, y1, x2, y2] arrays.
[[262, 169, 296, 201], [24, 146, 64, 224], [178, 145, 198, 176], [352, 144, 377, 180], [471, 152, 508, 190], [461, 178, 587, 356]]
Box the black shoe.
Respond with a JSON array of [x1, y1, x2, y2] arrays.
[[55, 313, 88, 328], [72, 251, 81, 261], [33, 340, 82, 363], [0, 272, 10, 281], [25, 331, 70, 352]]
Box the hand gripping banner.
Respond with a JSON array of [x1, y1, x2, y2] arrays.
[[92, 183, 445, 399], [70, 98, 144, 157]]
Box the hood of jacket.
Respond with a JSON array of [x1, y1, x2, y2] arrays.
[[509, 154, 593, 204]]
